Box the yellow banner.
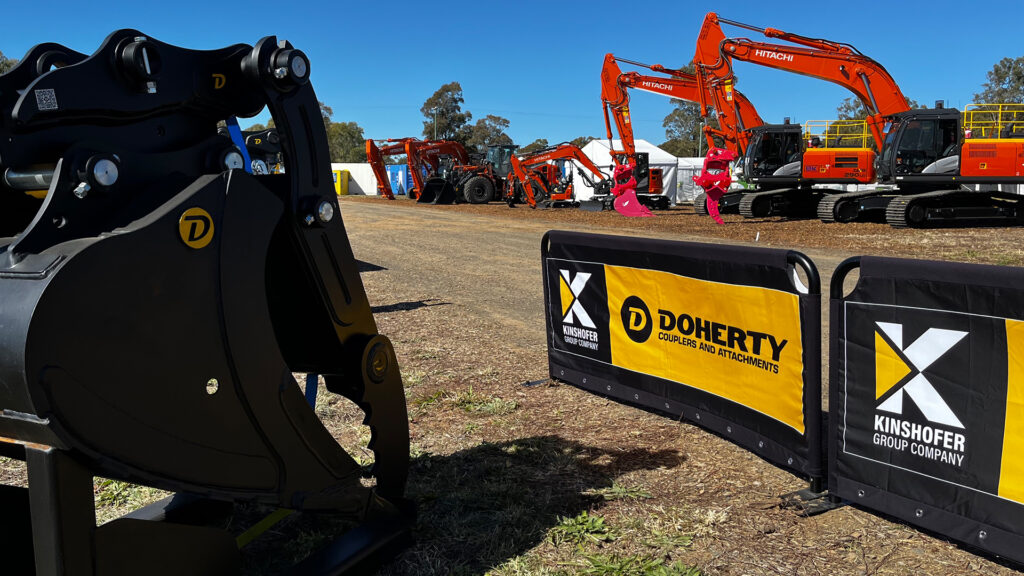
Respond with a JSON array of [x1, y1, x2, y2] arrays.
[[605, 265, 805, 432]]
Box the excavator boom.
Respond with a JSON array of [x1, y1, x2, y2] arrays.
[[602, 54, 763, 155], [695, 13, 909, 149]]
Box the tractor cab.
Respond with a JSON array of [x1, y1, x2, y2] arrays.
[[486, 144, 517, 178], [742, 123, 803, 187], [876, 108, 961, 187]]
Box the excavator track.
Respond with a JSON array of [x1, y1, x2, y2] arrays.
[[885, 189, 1024, 228], [694, 191, 745, 216], [816, 190, 898, 223], [738, 188, 823, 219]]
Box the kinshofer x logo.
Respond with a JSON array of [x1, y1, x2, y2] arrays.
[[559, 270, 594, 328], [874, 322, 967, 428]]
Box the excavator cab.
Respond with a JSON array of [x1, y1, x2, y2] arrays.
[[486, 144, 517, 179], [877, 109, 961, 187], [742, 124, 803, 187]]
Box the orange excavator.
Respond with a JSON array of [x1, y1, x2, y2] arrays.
[[366, 138, 413, 199], [601, 53, 763, 215], [600, 59, 675, 210], [694, 13, 908, 221], [505, 143, 612, 208], [365, 138, 470, 200], [403, 139, 471, 200], [697, 14, 1024, 227]]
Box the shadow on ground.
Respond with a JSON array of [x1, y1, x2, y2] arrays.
[[382, 435, 684, 575], [372, 299, 450, 314], [358, 259, 388, 272]]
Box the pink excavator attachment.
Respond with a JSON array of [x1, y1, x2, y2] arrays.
[[692, 147, 739, 224], [612, 163, 653, 217]]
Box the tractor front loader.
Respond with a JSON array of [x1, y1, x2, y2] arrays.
[[0, 31, 411, 575]]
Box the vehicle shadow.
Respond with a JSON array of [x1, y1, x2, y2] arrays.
[[372, 299, 450, 314], [382, 435, 684, 575]]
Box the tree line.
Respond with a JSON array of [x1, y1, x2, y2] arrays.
[[1, 48, 1021, 162]]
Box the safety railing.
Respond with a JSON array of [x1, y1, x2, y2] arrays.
[[802, 119, 873, 149], [963, 103, 1024, 139]]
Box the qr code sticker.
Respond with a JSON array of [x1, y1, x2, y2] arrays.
[[34, 89, 58, 111]]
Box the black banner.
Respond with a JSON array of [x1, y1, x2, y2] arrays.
[[543, 230, 823, 482], [830, 255, 1024, 563]]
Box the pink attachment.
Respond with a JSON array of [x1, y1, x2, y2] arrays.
[[611, 163, 653, 217], [692, 147, 739, 224]]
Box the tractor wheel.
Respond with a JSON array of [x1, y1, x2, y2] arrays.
[[463, 175, 495, 204]]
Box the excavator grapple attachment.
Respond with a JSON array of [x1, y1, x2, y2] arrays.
[[0, 31, 411, 574]]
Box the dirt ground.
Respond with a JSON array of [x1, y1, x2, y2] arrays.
[[4, 196, 1023, 574], [338, 196, 1024, 575]]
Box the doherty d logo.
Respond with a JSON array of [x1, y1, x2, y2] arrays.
[[620, 296, 652, 343], [560, 270, 595, 328], [874, 322, 966, 428]]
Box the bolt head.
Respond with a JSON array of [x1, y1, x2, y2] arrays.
[[73, 182, 90, 199], [291, 56, 308, 79], [273, 66, 288, 79], [224, 151, 245, 171], [317, 200, 335, 223], [93, 159, 119, 186], [303, 214, 316, 226]]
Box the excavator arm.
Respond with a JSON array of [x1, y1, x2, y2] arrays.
[[366, 137, 419, 199], [694, 13, 909, 149], [602, 53, 763, 155]]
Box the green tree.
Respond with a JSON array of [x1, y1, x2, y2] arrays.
[[421, 82, 473, 144], [835, 96, 920, 120], [974, 56, 1024, 103], [661, 98, 707, 157], [0, 51, 16, 74], [519, 138, 549, 154], [326, 121, 367, 162], [245, 123, 267, 132], [466, 114, 512, 153], [570, 136, 596, 148]]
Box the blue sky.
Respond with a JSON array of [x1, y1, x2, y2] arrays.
[[4, 1, 1022, 147]]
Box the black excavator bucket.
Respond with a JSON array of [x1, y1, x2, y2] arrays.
[[0, 31, 411, 575], [417, 175, 459, 204]]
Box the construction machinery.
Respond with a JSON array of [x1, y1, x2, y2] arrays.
[[698, 13, 1024, 227], [404, 138, 471, 199], [0, 30, 412, 574], [417, 143, 518, 204], [694, 13, 908, 221], [600, 57, 676, 210], [366, 137, 414, 199], [601, 53, 762, 215], [506, 143, 612, 208], [875, 102, 1024, 227], [366, 138, 473, 200]]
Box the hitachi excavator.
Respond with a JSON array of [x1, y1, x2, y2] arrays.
[[0, 31, 412, 574], [694, 13, 905, 221], [697, 13, 1024, 227], [365, 137, 470, 200], [404, 138, 471, 200], [600, 53, 763, 216], [505, 142, 612, 208], [600, 57, 677, 210], [365, 138, 410, 199]]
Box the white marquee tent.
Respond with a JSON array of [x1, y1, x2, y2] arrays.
[[572, 139, 681, 203]]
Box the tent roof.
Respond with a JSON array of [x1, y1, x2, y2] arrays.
[[581, 139, 679, 165]]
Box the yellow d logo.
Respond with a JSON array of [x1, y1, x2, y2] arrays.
[[179, 208, 214, 249], [212, 73, 226, 89]]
